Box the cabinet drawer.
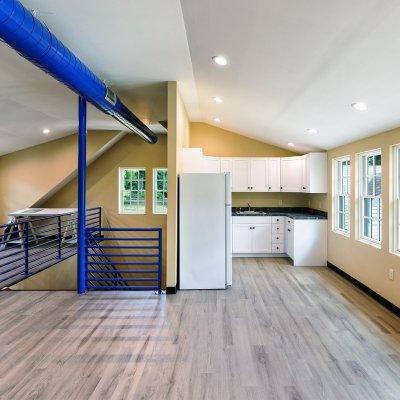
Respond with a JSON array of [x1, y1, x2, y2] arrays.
[[272, 224, 284, 233], [285, 218, 293, 228], [271, 244, 285, 253], [272, 216, 284, 224], [272, 233, 284, 244]]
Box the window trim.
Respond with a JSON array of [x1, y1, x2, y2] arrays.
[[392, 144, 400, 255], [152, 168, 168, 215], [118, 167, 146, 215], [357, 149, 382, 247], [332, 155, 351, 237]]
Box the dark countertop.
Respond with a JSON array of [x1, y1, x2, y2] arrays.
[[232, 207, 327, 220]]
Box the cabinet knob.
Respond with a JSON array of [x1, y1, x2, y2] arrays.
[[276, 227, 279, 230], [303, 187, 306, 190], [288, 229, 291, 232]]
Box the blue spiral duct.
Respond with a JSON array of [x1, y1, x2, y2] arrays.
[[0, 0, 157, 143]]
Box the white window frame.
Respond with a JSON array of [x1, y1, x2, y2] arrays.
[[153, 168, 168, 214], [392, 144, 400, 254], [357, 149, 382, 246], [333, 156, 350, 236], [118, 167, 146, 214]]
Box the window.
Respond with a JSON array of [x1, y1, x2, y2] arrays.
[[333, 156, 350, 235], [153, 168, 168, 214], [119, 168, 146, 214], [358, 150, 381, 245], [393, 145, 400, 253]]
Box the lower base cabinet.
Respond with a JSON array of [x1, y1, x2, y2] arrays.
[[233, 216, 327, 266]]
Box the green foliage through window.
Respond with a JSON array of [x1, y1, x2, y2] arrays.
[[120, 168, 146, 214], [153, 168, 168, 214]]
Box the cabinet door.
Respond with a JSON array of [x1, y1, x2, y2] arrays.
[[250, 159, 268, 192], [232, 159, 250, 192], [204, 156, 221, 173], [280, 157, 302, 192], [301, 155, 309, 192], [232, 224, 252, 253], [268, 158, 281, 192], [285, 225, 294, 259], [251, 224, 271, 253]]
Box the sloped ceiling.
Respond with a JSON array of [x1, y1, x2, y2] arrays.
[[1, 0, 400, 155]]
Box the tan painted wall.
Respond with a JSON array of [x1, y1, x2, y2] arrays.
[[189, 122, 323, 208], [41, 134, 168, 288], [166, 82, 190, 288], [190, 122, 298, 157], [327, 127, 400, 308], [0, 131, 118, 222], [11, 256, 77, 290]]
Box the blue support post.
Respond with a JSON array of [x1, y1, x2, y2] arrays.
[[158, 228, 162, 294], [77, 97, 87, 294]]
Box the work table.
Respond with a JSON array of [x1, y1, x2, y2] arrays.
[[232, 207, 327, 220]]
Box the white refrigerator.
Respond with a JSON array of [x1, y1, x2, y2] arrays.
[[179, 173, 232, 289]]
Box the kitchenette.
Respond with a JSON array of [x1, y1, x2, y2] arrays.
[[179, 147, 328, 289]]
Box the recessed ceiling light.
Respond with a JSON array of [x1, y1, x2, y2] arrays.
[[288, 142, 295, 147], [213, 117, 221, 123], [43, 129, 50, 134], [351, 102, 367, 111], [307, 128, 318, 134], [213, 96, 223, 103], [212, 55, 228, 66]]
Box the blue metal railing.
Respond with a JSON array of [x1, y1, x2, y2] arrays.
[[0, 207, 101, 288], [85, 227, 162, 293]]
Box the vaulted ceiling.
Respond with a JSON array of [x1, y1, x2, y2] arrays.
[[1, 0, 400, 154]]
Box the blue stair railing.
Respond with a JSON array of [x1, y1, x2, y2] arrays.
[[0, 207, 101, 289], [85, 227, 162, 293]]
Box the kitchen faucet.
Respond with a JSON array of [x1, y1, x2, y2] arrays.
[[247, 202, 251, 212]]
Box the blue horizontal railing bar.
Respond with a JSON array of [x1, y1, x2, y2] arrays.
[[0, 207, 101, 288], [85, 227, 162, 292], [87, 245, 159, 250], [87, 261, 159, 265], [87, 277, 158, 282], [86, 286, 159, 291], [87, 237, 157, 241], [85, 253, 158, 258], [86, 269, 159, 274]]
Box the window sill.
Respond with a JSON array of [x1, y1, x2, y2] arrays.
[[332, 229, 350, 238], [357, 238, 381, 249]]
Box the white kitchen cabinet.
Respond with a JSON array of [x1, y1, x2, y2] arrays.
[[181, 148, 205, 173], [301, 153, 327, 193], [232, 223, 252, 253], [250, 159, 268, 192], [285, 218, 294, 259], [280, 157, 303, 192], [232, 216, 280, 255], [252, 224, 272, 253], [268, 158, 281, 192], [203, 156, 221, 173], [232, 159, 251, 192]]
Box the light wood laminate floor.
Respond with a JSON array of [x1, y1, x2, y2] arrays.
[[1, 257, 400, 400]]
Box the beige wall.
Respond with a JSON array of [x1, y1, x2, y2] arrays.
[[42, 134, 168, 288], [189, 122, 324, 208], [327, 127, 400, 308], [190, 122, 298, 157], [0, 131, 118, 222], [166, 82, 190, 288]]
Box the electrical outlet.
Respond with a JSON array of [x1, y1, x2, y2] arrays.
[[389, 268, 394, 281], [278, 200, 283, 206]]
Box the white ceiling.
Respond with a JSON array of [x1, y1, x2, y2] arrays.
[[1, 0, 400, 154], [0, 0, 197, 155]]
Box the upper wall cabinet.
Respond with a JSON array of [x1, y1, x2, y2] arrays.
[[301, 153, 327, 193], [203, 156, 221, 173], [280, 157, 303, 192], [180, 148, 327, 193]]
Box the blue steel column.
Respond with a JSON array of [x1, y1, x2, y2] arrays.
[[77, 97, 87, 294]]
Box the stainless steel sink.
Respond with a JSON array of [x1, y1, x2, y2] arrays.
[[235, 211, 266, 216]]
